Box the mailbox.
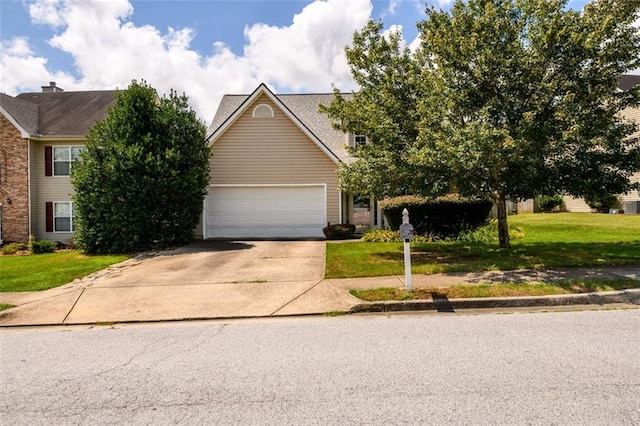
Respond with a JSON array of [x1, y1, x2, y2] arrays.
[[399, 222, 414, 242]]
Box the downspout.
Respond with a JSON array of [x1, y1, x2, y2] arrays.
[[27, 139, 32, 237], [202, 197, 207, 239]]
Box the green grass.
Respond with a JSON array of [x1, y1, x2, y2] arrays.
[[0, 303, 16, 311], [350, 278, 640, 301], [0, 251, 128, 292], [327, 213, 640, 278]]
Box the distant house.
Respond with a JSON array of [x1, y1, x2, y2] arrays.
[[561, 75, 640, 213], [202, 83, 381, 239], [0, 83, 116, 243]]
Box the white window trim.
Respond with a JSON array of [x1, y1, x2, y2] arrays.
[[53, 146, 85, 177], [252, 104, 274, 118], [354, 134, 368, 148], [53, 201, 74, 233]]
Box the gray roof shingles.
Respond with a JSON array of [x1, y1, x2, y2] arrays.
[[0, 90, 117, 137], [0, 93, 39, 135], [618, 75, 640, 92]]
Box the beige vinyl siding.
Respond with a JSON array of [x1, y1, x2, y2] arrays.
[[621, 106, 640, 204], [209, 94, 340, 225], [621, 172, 640, 204], [562, 196, 591, 213], [30, 140, 82, 242]]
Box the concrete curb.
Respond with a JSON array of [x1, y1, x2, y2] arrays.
[[351, 288, 640, 313]]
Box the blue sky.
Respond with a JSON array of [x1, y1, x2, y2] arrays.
[[0, 0, 622, 120]]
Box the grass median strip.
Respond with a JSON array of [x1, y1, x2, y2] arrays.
[[349, 278, 640, 301], [0, 304, 16, 312]]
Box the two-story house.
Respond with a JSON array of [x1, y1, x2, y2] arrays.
[[0, 83, 116, 244], [201, 83, 382, 239]]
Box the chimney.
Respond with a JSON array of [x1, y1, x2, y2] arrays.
[[42, 81, 64, 93]]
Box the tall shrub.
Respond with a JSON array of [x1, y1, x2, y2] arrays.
[[71, 80, 210, 253]]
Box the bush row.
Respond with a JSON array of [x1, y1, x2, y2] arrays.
[[379, 194, 493, 239], [2, 237, 64, 255], [361, 221, 526, 243]]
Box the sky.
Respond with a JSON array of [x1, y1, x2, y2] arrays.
[[0, 0, 631, 122]]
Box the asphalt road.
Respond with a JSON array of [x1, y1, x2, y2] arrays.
[[1, 310, 639, 425]]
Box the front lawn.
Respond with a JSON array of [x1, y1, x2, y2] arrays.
[[326, 213, 640, 278], [0, 251, 128, 292]]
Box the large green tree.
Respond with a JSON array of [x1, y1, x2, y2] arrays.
[[71, 80, 210, 253], [323, 0, 640, 248], [320, 20, 429, 197]]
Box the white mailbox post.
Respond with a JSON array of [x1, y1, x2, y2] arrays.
[[398, 208, 414, 292]]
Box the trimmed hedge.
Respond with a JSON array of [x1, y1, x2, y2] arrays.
[[379, 194, 492, 239]]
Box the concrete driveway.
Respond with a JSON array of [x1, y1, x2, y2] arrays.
[[0, 240, 361, 326], [92, 240, 326, 287]]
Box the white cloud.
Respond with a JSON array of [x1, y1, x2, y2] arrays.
[[430, 0, 453, 9], [1, 0, 372, 123], [243, 0, 370, 93], [0, 37, 75, 93], [27, 0, 68, 27], [385, 0, 401, 16]]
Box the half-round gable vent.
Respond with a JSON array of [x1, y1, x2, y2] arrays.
[[252, 104, 274, 118]]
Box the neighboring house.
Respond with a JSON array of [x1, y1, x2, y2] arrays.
[[0, 82, 116, 243], [202, 83, 381, 239], [562, 74, 640, 213]]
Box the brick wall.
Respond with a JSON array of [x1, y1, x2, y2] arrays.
[[0, 114, 30, 243]]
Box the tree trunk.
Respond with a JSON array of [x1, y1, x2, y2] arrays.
[[496, 196, 511, 249]]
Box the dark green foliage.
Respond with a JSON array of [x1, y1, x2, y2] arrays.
[[323, 224, 356, 240], [584, 193, 620, 213], [71, 80, 210, 253], [320, 21, 427, 198], [539, 195, 565, 212], [30, 239, 57, 254], [380, 194, 492, 239]]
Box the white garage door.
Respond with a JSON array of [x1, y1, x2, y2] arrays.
[[205, 185, 326, 239]]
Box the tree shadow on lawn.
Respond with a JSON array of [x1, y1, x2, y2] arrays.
[[372, 241, 640, 272]]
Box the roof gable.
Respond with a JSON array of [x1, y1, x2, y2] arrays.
[[0, 93, 39, 137], [206, 84, 349, 164]]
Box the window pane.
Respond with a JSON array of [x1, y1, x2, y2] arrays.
[[71, 146, 86, 161], [54, 162, 70, 176], [55, 217, 71, 232], [55, 202, 71, 216], [53, 147, 70, 161]]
